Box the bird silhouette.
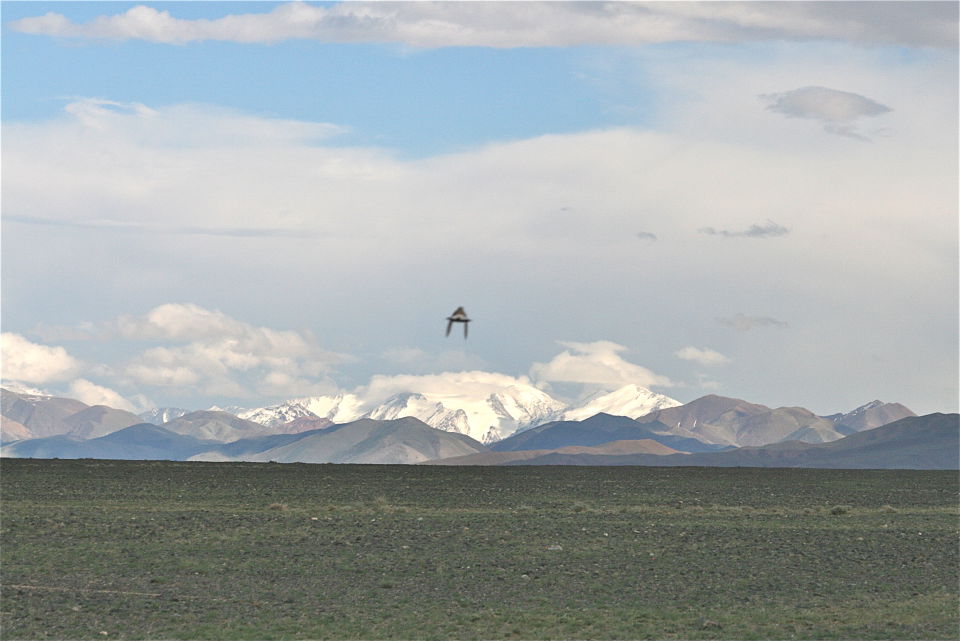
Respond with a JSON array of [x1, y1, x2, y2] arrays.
[[446, 307, 471, 338]]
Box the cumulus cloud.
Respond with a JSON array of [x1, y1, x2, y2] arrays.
[[67, 379, 145, 413], [530, 340, 673, 391], [115, 304, 348, 399], [699, 220, 789, 238], [675, 346, 731, 366], [1, 333, 81, 384], [761, 86, 892, 140], [10, 2, 956, 47], [716, 314, 790, 331], [358, 370, 536, 409]]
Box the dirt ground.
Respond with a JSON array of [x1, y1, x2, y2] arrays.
[[2, 459, 957, 639]]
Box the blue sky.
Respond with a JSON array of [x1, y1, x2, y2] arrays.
[[2, 2, 957, 416], [2, 2, 659, 156]]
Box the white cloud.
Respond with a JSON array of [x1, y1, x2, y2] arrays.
[[0, 333, 81, 384], [675, 346, 731, 367], [761, 86, 892, 140], [530, 341, 673, 391], [10, 2, 956, 48], [359, 370, 535, 409], [67, 379, 144, 413], [116, 304, 347, 399], [3, 35, 956, 415], [762, 86, 892, 123]]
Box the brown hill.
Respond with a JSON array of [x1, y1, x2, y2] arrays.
[[833, 401, 916, 433], [192, 417, 487, 464], [1, 416, 31, 442], [636, 395, 866, 446], [62, 405, 144, 439], [277, 416, 335, 434], [163, 411, 276, 441], [635, 394, 771, 445], [508, 414, 957, 470], [1, 388, 88, 439]]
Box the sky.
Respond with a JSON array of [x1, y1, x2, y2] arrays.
[[1, 1, 957, 417]]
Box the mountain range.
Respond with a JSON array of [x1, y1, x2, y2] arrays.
[[150, 382, 675, 444], [2, 386, 953, 469], [477, 414, 958, 470]]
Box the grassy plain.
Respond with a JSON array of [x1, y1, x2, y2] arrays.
[[1, 459, 957, 640]]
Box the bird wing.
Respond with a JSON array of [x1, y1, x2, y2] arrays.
[[446, 319, 453, 337], [464, 322, 468, 339]]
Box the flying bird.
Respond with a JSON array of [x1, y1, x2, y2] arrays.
[[446, 307, 471, 338]]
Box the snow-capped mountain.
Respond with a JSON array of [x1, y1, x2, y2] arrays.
[[296, 394, 365, 424], [829, 400, 915, 433], [203, 382, 676, 444], [237, 402, 320, 428], [563, 384, 681, 421], [365, 393, 472, 435], [359, 385, 565, 443], [139, 407, 191, 425], [232, 382, 566, 444]]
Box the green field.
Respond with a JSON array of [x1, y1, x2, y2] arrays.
[[1, 459, 957, 640]]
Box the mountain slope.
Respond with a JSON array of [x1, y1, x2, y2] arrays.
[[61, 405, 144, 439], [191, 417, 487, 464], [511, 414, 958, 469], [632, 395, 905, 447], [563, 384, 680, 421], [1, 388, 88, 439], [140, 407, 191, 425], [491, 413, 728, 453], [237, 402, 321, 428], [0, 423, 218, 460], [832, 401, 916, 433], [634, 394, 772, 445], [161, 411, 276, 441]]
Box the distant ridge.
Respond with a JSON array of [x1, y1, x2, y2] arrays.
[[0, 423, 218, 460], [190, 416, 488, 464], [1, 388, 141, 441], [634, 394, 877, 447], [161, 410, 276, 441], [491, 412, 729, 453], [502, 414, 958, 470]]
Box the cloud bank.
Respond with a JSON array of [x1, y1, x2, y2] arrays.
[[10, 2, 957, 48], [530, 341, 673, 391], [2, 309, 684, 412]]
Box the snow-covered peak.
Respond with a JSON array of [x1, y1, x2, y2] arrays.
[[366, 393, 472, 435], [488, 385, 566, 424], [295, 393, 364, 424], [843, 400, 885, 417], [238, 402, 319, 428], [563, 384, 681, 421], [139, 407, 190, 425], [361, 380, 566, 443]]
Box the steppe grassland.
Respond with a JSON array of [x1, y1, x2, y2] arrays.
[[2, 459, 957, 639]]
